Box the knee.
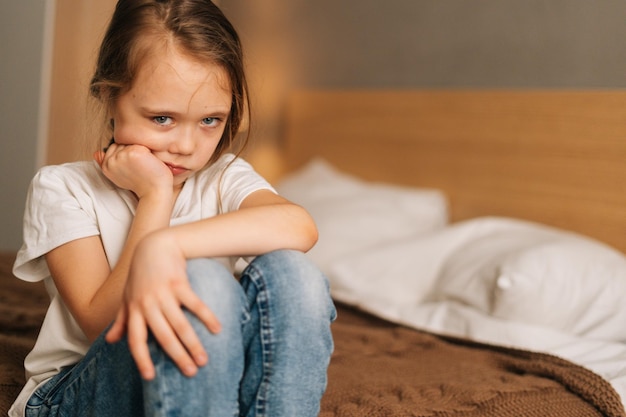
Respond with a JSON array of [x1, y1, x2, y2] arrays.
[[250, 249, 321, 282], [246, 250, 335, 321], [185, 258, 245, 329]]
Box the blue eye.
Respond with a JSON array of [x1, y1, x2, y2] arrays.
[[154, 116, 173, 125], [202, 117, 218, 126]]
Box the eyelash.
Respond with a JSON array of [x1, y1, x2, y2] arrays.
[[152, 116, 220, 127], [153, 116, 172, 125], [202, 117, 218, 126]]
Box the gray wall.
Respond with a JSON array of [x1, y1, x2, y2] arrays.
[[218, 0, 626, 162], [224, 0, 626, 88], [0, 1, 47, 251]]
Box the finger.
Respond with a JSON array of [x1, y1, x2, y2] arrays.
[[177, 287, 222, 334], [126, 307, 155, 380], [161, 296, 208, 368], [143, 301, 199, 377], [105, 307, 127, 343]]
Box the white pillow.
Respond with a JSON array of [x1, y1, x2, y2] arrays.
[[492, 238, 626, 342], [433, 217, 626, 342], [431, 218, 560, 311], [327, 228, 459, 310], [326, 216, 534, 309], [276, 158, 448, 274]]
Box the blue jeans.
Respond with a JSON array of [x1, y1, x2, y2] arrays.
[[25, 250, 336, 417]]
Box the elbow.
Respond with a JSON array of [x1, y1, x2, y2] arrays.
[[84, 328, 102, 343], [76, 316, 107, 343], [302, 215, 319, 252], [291, 204, 319, 253]]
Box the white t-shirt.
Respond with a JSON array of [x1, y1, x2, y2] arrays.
[[9, 154, 275, 417]]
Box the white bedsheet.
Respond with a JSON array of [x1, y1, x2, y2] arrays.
[[325, 217, 626, 407]]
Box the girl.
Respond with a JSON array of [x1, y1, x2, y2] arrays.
[[9, 1, 335, 416]]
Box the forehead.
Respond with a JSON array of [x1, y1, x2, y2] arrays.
[[129, 43, 232, 107]]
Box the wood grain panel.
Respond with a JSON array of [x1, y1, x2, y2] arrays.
[[284, 90, 626, 253], [47, 0, 117, 164]]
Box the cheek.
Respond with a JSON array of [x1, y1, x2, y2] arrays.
[[202, 138, 220, 155], [111, 103, 136, 145], [197, 136, 222, 161], [112, 122, 155, 148], [111, 117, 136, 144]]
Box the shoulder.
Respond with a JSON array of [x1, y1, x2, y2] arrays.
[[194, 154, 276, 212], [35, 160, 96, 176], [16, 162, 106, 282], [25, 161, 118, 233], [33, 161, 102, 187], [31, 161, 111, 198]]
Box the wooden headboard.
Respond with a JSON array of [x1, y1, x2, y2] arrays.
[[283, 90, 626, 253]]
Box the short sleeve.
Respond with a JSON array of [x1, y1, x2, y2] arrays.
[[13, 164, 100, 282], [212, 156, 276, 213]]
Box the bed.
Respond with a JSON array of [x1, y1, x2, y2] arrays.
[[2, 89, 626, 416]]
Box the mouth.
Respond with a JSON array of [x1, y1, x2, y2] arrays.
[[165, 163, 188, 176]]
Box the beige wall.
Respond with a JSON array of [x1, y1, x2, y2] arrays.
[[47, 0, 116, 165]]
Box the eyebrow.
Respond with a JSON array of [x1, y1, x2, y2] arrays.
[[139, 106, 230, 119]]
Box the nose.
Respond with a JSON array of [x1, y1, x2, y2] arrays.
[[169, 125, 196, 155]]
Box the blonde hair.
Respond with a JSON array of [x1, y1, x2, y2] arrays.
[[89, 0, 250, 162]]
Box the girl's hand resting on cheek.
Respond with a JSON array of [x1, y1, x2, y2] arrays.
[[94, 142, 174, 199], [105, 231, 222, 380]]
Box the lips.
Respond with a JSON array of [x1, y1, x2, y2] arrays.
[[165, 163, 188, 176]]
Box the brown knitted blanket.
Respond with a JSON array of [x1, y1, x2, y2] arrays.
[[322, 305, 626, 417], [1, 252, 625, 417]]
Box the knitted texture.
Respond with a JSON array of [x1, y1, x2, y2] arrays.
[[321, 304, 626, 417]]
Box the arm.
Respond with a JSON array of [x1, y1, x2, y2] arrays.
[[106, 188, 317, 379], [45, 189, 174, 341], [161, 189, 318, 259], [45, 144, 182, 341]]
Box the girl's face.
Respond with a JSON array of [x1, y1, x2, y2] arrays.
[[112, 45, 232, 190]]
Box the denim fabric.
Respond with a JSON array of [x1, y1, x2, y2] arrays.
[[25, 250, 335, 417]]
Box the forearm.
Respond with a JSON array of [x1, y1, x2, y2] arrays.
[[148, 201, 317, 261], [84, 191, 174, 339]]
